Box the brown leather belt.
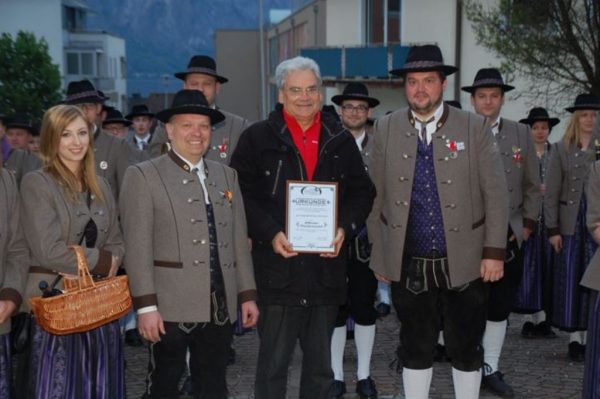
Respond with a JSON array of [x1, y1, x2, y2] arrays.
[[28, 266, 57, 275]]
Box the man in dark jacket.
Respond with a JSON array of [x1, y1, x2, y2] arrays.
[[230, 56, 375, 399]]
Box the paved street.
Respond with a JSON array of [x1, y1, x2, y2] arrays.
[[125, 311, 584, 398]]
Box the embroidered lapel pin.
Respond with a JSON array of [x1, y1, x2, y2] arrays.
[[220, 190, 233, 203], [446, 140, 465, 159], [512, 146, 522, 167], [218, 138, 229, 159]]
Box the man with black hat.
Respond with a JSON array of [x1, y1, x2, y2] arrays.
[[103, 108, 132, 139], [230, 56, 375, 399], [5, 114, 37, 151], [462, 68, 541, 397], [367, 45, 508, 399], [126, 104, 156, 154], [64, 79, 134, 200], [119, 89, 259, 398], [1, 114, 42, 184], [329, 82, 380, 399], [149, 55, 249, 164]]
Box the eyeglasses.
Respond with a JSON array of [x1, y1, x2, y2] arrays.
[[286, 86, 320, 97], [341, 104, 369, 113]]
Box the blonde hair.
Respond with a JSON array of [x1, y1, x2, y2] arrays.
[[39, 105, 104, 203], [562, 110, 591, 150]]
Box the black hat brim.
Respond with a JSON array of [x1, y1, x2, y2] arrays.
[[64, 95, 105, 105], [6, 122, 37, 135], [103, 119, 132, 127], [565, 105, 600, 113], [461, 83, 515, 93], [156, 105, 225, 125], [518, 117, 560, 128], [174, 71, 229, 84], [125, 111, 155, 119], [331, 94, 380, 108], [389, 65, 458, 77]]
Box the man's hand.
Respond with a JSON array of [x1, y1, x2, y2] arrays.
[[241, 300, 259, 328], [549, 234, 562, 253], [321, 228, 345, 258], [523, 227, 533, 242], [109, 255, 121, 277], [272, 232, 298, 258], [0, 300, 16, 324], [374, 272, 391, 284], [138, 311, 166, 343], [593, 223, 600, 245], [480, 259, 504, 282]]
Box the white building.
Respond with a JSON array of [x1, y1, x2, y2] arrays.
[[0, 0, 128, 111]]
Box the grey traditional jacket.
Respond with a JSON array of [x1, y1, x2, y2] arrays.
[[20, 170, 124, 311], [544, 133, 600, 236], [0, 169, 28, 334], [94, 128, 133, 200], [4, 149, 42, 185], [366, 105, 509, 287], [494, 118, 541, 247], [581, 160, 600, 291], [148, 109, 249, 163], [119, 151, 256, 323]]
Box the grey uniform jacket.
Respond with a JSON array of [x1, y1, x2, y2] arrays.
[[581, 160, 600, 291], [4, 149, 42, 185], [494, 118, 541, 247], [366, 105, 509, 287], [544, 134, 600, 236], [119, 151, 257, 323], [20, 170, 124, 311], [148, 109, 249, 163], [0, 169, 28, 334], [94, 128, 133, 200]]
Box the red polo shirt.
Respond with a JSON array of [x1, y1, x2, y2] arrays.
[[283, 109, 321, 181]]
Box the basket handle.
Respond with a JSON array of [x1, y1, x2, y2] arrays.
[[69, 245, 96, 290]]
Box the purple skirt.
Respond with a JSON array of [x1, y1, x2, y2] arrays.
[[550, 198, 597, 331], [0, 333, 11, 398], [514, 214, 554, 313], [584, 291, 600, 399], [27, 319, 125, 399]]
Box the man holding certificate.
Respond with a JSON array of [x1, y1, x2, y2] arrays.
[[230, 56, 375, 399]]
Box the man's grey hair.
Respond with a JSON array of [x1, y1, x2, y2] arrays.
[[275, 56, 322, 90]]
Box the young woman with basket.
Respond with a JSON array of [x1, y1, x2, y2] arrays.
[[20, 104, 125, 398], [0, 146, 28, 398]]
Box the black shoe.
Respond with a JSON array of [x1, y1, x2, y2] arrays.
[[568, 342, 585, 362], [482, 371, 515, 397], [520, 321, 536, 338], [375, 303, 391, 318], [433, 344, 449, 362], [125, 329, 143, 347], [534, 321, 557, 339], [179, 375, 193, 396], [356, 376, 378, 398], [330, 380, 346, 398], [228, 345, 236, 365]]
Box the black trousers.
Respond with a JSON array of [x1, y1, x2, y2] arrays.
[[254, 304, 338, 399], [488, 233, 524, 321], [145, 321, 232, 399], [391, 275, 488, 371], [335, 241, 378, 327]]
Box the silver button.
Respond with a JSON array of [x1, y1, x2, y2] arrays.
[[193, 260, 200, 265], [182, 179, 189, 184], [190, 218, 196, 223], [201, 239, 207, 245], [188, 198, 193, 203], [395, 200, 401, 205], [402, 154, 408, 159], [192, 239, 199, 244]]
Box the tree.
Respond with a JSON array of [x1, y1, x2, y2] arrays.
[[465, 0, 600, 110], [0, 31, 62, 122]]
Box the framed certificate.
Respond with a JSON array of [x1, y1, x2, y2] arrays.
[[286, 181, 338, 253]]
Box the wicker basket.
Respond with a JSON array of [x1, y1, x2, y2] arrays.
[[30, 245, 132, 335]]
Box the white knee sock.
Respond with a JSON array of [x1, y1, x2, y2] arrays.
[[482, 319, 507, 375], [331, 326, 346, 381], [377, 282, 391, 305], [570, 331, 583, 344], [403, 367, 432, 399], [532, 310, 546, 324], [582, 331, 587, 345], [452, 368, 481, 399], [437, 330, 445, 345], [354, 323, 375, 380]]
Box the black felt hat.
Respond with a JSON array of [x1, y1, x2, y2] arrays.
[[461, 68, 514, 93], [445, 100, 462, 109], [64, 80, 105, 105], [5, 113, 37, 135], [126, 104, 155, 119], [390, 45, 457, 77], [102, 109, 132, 127], [174, 55, 228, 84], [519, 107, 559, 127], [565, 93, 600, 113], [331, 82, 380, 108], [156, 90, 225, 124]]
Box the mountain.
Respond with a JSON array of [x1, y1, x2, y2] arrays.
[[86, 0, 307, 95]]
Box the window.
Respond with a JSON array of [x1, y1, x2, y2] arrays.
[[66, 52, 79, 74], [366, 0, 401, 44], [81, 53, 93, 75], [65, 52, 95, 76]]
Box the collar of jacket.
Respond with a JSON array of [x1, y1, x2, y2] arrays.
[[168, 149, 208, 176], [407, 102, 450, 130]]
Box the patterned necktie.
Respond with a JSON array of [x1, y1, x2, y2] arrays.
[[416, 117, 435, 143]]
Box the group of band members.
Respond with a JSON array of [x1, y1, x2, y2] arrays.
[[0, 43, 598, 399]]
